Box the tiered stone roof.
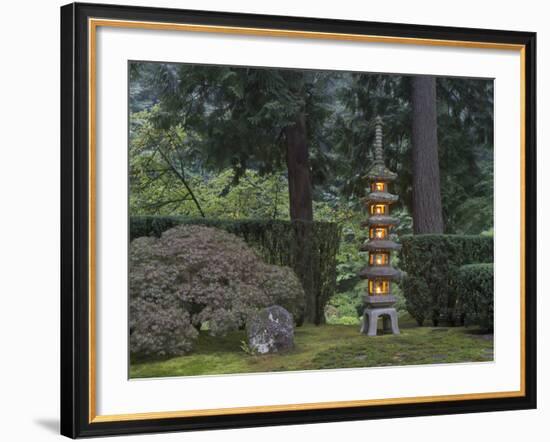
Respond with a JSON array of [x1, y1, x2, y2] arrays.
[[362, 216, 400, 227], [364, 163, 398, 183], [359, 266, 401, 280], [362, 191, 399, 205], [360, 239, 402, 252]]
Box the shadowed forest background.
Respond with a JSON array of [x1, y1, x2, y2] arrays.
[[128, 62, 494, 377]]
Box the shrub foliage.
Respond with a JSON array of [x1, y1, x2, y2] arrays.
[[129, 225, 305, 356], [130, 216, 341, 324], [453, 263, 494, 331], [399, 234, 493, 326]]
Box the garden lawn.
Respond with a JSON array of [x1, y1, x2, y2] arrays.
[[130, 316, 493, 378]]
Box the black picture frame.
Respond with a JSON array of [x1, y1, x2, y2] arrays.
[[60, 2, 537, 438]]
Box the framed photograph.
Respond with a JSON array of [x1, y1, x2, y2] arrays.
[[60, 2, 536, 438]]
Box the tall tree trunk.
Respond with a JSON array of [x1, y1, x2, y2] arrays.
[[285, 113, 320, 324], [411, 76, 444, 234], [285, 112, 313, 221]]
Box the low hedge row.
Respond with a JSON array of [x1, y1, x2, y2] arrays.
[[453, 263, 494, 331], [130, 216, 341, 325], [399, 234, 493, 326]]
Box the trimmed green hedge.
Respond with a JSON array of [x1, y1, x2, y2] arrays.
[[453, 264, 494, 331], [399, 234, 493, 326], [130, 216, 341, 325]]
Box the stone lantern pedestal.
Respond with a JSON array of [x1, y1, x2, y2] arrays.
[[359, 116, 401, 336]]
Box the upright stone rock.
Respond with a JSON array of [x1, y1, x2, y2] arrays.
[[247, 305, 294, 354], [359, 116, 401, 336]]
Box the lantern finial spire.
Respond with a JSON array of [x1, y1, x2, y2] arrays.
[[364, 115, 397, 182], [373, 115, 384, 165]]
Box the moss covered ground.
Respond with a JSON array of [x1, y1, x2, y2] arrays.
[[130, 315, 493, 379]]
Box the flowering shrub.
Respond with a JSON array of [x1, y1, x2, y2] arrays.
[[130, 298, 198, 356], [129, 225, 305, 355]]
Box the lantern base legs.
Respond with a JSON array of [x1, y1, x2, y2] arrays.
[[360, 307, 400, 336]]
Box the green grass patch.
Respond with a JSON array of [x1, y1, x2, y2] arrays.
[[130, 321, 493, 379]]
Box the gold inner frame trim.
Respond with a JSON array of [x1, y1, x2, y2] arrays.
[[91, 390, 524, 423], [89, 18, 525, 50], [88, 17, 527, 424]]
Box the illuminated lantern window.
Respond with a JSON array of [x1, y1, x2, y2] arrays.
[[370, 204, 387, 215], [369, 227, 388, 240], [369, 253, 389, 266], [369, 280, 390, 295], [371, 182, 386, 192]]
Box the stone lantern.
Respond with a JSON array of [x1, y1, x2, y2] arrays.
[[359, 116, 401, 336]]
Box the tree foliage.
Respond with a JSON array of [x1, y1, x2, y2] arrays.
[[139, 63, 332, 177], [130, 62, 494, 234]]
